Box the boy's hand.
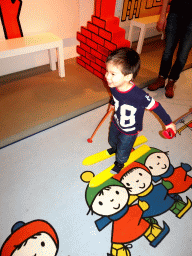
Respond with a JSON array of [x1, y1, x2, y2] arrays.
[[165, 123, 177, 134], [163, 123, 177, 139], [108, 104, 115, 112]]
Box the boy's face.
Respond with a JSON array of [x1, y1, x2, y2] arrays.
[[105, 62, 132, 90], [92, 186, 128, 216], [121, 168, 151, 195], [12, 233, 57, 256], [145, 153, 169, 176]]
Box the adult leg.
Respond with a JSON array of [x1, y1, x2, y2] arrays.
[[168, 17, 192, 81], [165, 16, 192, 98], [148, 13, 180, 91], [159, 13, 180, 79]]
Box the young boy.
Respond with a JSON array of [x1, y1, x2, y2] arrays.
[[105, 47, 176, 174]]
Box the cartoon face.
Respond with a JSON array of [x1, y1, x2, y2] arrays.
[[92, 186, 128, 216], [12, 232, 57, 256], [105, 62, 132, 91], [121, 168, 151, 195], [145, 152, 169, 176]]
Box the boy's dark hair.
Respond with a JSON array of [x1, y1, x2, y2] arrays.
[[106, 47, 140, 79]]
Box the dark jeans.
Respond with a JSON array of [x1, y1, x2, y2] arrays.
[[159, 12, 192, 81], [109, 122, 137, 164]]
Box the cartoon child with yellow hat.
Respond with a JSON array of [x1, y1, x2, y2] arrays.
[[0, 219, 59, 256], [81, 171, 169, 256]]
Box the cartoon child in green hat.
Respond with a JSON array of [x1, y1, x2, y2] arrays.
[[81, 171, 169, 256], [136, 147, 192, 196], [114, 162, 191, 219], [0, 219, 59, 256]]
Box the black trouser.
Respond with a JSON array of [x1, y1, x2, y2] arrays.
[[159, 12, 192, 81]]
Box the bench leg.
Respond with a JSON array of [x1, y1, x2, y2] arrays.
[[136, 26, 146, 54], [57, 41, 65, 78], [48, 48, 57, 71], [128, 23, 134, 48]]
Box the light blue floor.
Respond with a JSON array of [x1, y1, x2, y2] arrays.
[[0, 69, 192, 256]]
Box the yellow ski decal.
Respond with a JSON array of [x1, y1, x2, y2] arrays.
[[83, 135, 148, 166], [82, 149, 113, 166], [89, 144, 151, 188]]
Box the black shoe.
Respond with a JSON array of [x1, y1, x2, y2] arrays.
[[110, 161, 124, 174], [107, 148, 116, 155]]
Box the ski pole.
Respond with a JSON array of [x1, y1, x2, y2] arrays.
[[162, 108, 192, 139], [87, 108, 113, 143]]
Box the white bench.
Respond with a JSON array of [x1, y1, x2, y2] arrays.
[[0, 32, 65, 77], [128, 15, 164, 54]]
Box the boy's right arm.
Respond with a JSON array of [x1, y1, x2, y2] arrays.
[[108, 104, 115, 112], [108, 98, 115, 112]]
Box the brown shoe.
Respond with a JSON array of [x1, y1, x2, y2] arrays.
[[165, 79, 175, 98], [148, 76, 166, 91]]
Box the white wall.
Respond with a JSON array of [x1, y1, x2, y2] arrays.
[[0, 0, 84, 76], [0, 0, 160, 76], [78, 0, 94, 27]]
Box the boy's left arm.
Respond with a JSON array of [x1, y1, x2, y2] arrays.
[[147, 100, 176, 133]]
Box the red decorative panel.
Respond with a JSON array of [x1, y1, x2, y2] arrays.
[[97, 45, 110, 56], [76, 0, 130, 80], [96, 58, 106, 69], [77, 57, 86, 68], [0, 0, 23, 39], [87, 22, 99, 34], [91, 48, 102, 59], [81, 56, 91, 65], [77, 32, 87, 44], [87, 38, 98, 50], [121, 0, 169, 21], [80, 42, 91, 53]]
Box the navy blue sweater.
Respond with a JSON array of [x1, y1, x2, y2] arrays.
[[110, 84, 172, 135]]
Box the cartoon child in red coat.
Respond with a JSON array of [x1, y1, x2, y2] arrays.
[[81, 171, 169, 256], [136, 147, 192, 196], [0, 219, 59, 256]]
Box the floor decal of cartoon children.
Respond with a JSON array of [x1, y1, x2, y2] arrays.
[[114, 162, 192, 220], [81, 171, 170, 256], [0, 219, 59, 256], [136, 147, 192, 196]]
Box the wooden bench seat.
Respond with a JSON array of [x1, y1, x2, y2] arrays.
[[0, 32, 65, 77]]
